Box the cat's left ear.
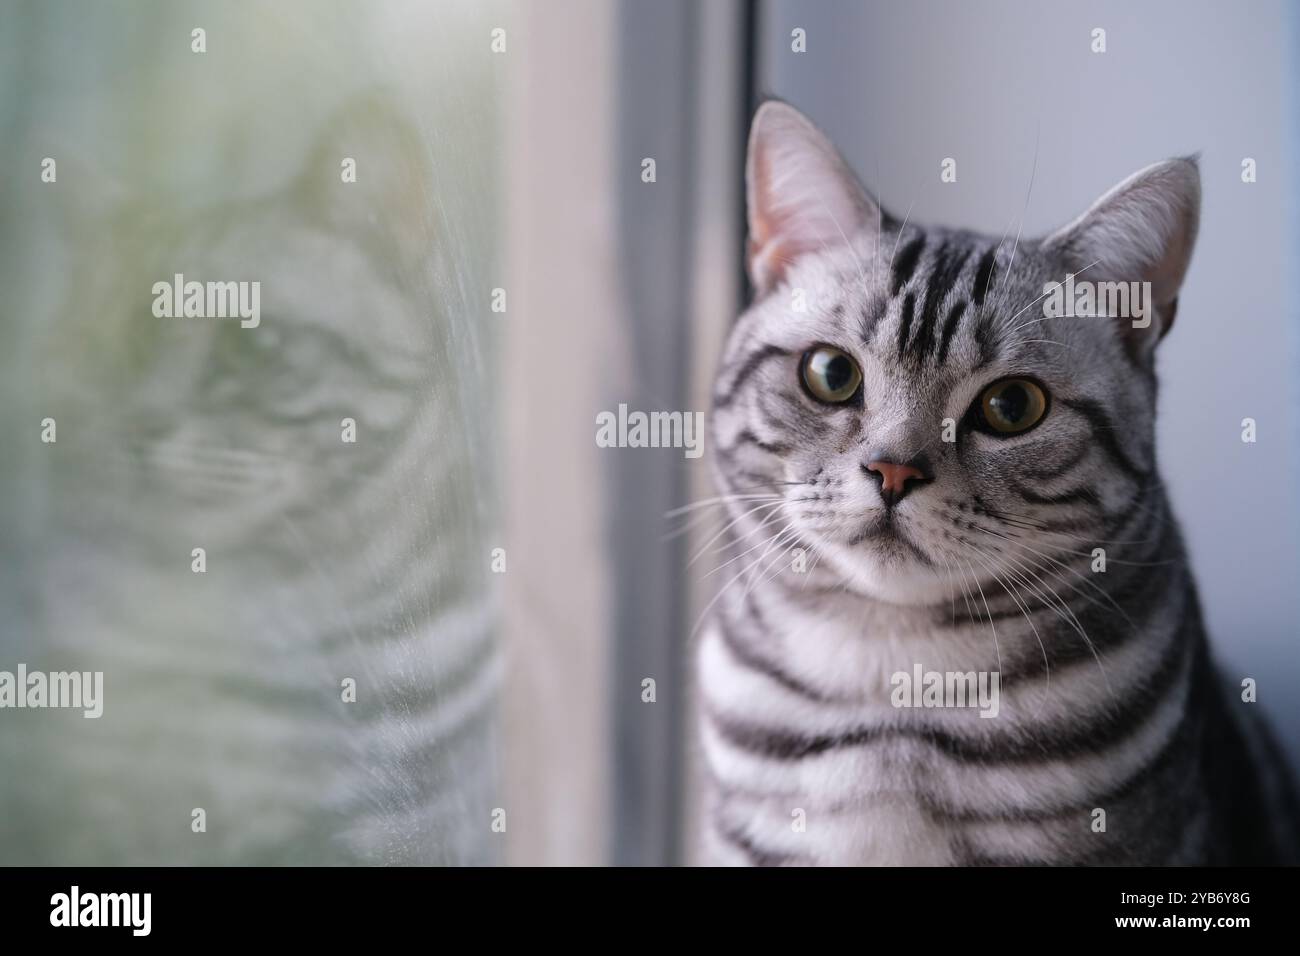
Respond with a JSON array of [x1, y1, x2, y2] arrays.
[[1044, 157, 1200, 346]]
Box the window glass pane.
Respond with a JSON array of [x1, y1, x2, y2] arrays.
[[0, 0, 503, 864]]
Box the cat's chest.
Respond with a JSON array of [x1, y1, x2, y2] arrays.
[[698, 583, 1197, 865], [705, 590, 1001, 707], [698, 588, 1098, 866], [698, 612, 1005, 865]]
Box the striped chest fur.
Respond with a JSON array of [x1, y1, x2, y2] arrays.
[[698, 519, 1214, 866], [696, 101, 1299, 866]]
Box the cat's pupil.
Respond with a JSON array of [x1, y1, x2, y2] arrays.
[[823, 355, 853, 393], [991, 383, 1028, 422]]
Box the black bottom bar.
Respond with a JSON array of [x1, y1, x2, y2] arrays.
[[0, 865, 1287, 940]]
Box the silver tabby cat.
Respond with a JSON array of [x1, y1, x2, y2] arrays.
[[699, 101, 1299, 866]]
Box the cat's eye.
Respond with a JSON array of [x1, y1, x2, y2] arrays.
[[974, 377, 1048, 435], [800, 345, 862, 404]]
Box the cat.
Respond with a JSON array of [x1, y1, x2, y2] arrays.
[[0, 93, 499, 865], [698, 100, 1300, 865]]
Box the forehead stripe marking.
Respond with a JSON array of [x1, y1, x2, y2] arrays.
[[914, 243, 970, 359], [891, 235, 926, 296], [896, 293, 917, 359], [972, 245, 998, 307], [936, 300, 967, 366]]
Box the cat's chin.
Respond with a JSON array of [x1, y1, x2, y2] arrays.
[[815, 541, 953, 607]]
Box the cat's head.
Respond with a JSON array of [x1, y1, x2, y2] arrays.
[[36, 95, 464, 552], [712, 101, 1199, 604]]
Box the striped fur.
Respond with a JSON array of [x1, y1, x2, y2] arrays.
[[698, 102, 1299, 866]]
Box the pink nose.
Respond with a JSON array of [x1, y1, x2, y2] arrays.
[[865, 460, 928, 504]]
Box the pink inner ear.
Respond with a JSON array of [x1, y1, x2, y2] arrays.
[[1146, 229, 1194, 309], [747, 220, 801, 293], [746, 146, 792, 291]]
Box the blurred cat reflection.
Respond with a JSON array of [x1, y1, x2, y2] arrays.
[[0, 91, 498, 864]]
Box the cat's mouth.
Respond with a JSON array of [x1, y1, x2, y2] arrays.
[[844, 512, 930, 564]]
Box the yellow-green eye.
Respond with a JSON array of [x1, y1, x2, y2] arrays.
[[800, 346, 862, 404], [978, 378, 1048, 434]]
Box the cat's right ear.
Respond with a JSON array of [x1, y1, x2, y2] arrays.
[[746, 101, 880, 295]]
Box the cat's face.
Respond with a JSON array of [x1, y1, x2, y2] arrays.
[[712, 102, 1199, 605]]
